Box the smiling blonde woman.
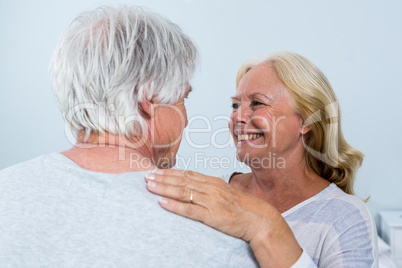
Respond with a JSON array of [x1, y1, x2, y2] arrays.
[[146, 51, 378, 268]]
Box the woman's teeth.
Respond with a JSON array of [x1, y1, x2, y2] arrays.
[[238, 133, 263, 142]]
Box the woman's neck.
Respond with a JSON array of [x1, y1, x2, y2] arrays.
[[234, 154, 330, 214]]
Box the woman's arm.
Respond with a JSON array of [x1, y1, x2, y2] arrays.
[[145, 169, 303, 268]]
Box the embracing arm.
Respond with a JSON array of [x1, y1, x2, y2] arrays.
[[145, 169, 303, 268], [145, 169, 377, 267]]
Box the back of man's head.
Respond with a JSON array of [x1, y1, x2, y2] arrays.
[[50, 6, 198, 140]]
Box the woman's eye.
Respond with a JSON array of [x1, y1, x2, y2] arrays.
[[251, 100, 264, 106], [232, 102, 240, 109]]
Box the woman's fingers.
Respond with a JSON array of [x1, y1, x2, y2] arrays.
[[147, 179, 207, 205], [159, 197, 207, 222], [145, 170, 226, 197], [146, 173, 207, 195], [154, 169, 210, 183], [146, 173, 188, 186]]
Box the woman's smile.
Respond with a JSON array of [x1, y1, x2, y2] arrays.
[[234, 129, 264, 144]]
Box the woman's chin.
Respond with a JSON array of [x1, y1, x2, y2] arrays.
[[235, 150, 255, 164], [235, 141, 267, 161]]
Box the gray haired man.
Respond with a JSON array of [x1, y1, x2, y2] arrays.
[[0, 5, 258, 267]]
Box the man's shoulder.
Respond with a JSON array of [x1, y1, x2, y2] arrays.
[[0, 158, 259, 267], [0, 153, 63, 186], [1, 153, 56, 172], [1, 154, 42, 174]]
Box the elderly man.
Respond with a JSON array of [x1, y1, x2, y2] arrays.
[[0, 6, 258, 267]]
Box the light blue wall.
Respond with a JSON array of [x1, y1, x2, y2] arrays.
[[1, 0, 401, 224]]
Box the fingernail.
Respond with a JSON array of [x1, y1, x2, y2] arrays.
[[155, 169, 163, 174], [160, 197, 168, 205], [146, 173, 155, 180], [147, 181, 157, 188]]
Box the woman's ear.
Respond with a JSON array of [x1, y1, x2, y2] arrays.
[[299, 117, 311, 135], [300, 124, 311, 135]]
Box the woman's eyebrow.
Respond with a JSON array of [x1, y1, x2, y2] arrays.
[[248, 93, 273, 101], [231, 93, 274, 101]]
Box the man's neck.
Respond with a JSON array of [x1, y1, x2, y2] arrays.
[[61, 132, 156, 174]]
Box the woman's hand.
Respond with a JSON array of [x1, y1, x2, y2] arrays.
[[145, 169, 303, 268], [146, 169, 271, 242]]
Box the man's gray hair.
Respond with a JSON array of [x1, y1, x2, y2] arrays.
[[50, 5, 198, 139]]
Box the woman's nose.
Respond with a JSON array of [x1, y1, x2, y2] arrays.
[[231, 105, 251, 125]]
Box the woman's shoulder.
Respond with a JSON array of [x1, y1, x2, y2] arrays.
[[223, 172, 253, 191], [220, 172, 243, 183], [286, 184, 378, 266], [320, 184, 370, 213], [285, 183, 374, 227]]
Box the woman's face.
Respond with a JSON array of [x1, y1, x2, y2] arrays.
[[229, 64, 305, 168]]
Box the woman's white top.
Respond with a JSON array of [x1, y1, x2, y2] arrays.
[[225, 175, 378, 267]]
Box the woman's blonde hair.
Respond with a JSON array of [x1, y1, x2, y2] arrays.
[[236, 51, 363, 195]]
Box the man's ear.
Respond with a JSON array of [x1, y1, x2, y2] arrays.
[[139, 98, 154, 118]]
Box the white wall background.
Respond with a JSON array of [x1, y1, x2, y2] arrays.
[[1, 0, 401, 226]]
